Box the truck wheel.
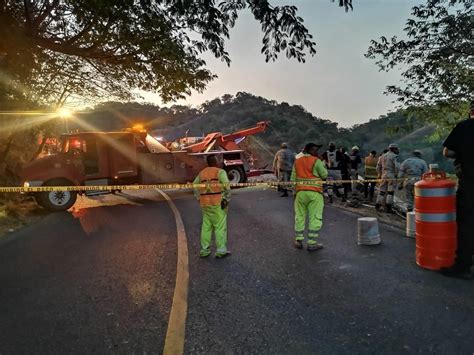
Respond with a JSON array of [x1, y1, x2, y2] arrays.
[[35, 180, 77, 212], [225, 166, 247, 184]]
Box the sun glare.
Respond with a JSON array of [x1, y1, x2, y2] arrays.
[[57, 107, 73, 118]]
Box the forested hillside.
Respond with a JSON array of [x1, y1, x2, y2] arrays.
[[76, 92, 450, 170]]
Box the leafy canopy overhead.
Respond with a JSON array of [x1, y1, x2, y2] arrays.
[[0, 0, 352, 105], [366, 0, 473, 128]]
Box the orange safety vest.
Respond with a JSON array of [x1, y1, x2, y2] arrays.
[[198, 167, 224, 206], [294, 156, 323, 193]]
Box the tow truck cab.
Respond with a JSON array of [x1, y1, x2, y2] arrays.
[[21, 131, 248, 211]]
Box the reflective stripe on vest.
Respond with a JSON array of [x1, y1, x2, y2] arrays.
[[199, 167, 223, 206], [294, 156, 323, 193], [415, 212, 456, 223], [415, 187, 456, 198]]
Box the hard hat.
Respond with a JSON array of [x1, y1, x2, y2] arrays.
[[389, 143, 399, 149], [329, 142, 336, 147], [413, 149, 422, 156], [281, 142, 288, 148], [351, 146, 359, 151]]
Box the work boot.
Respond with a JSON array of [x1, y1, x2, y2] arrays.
[[328, 195, 333, 203], [280, 191, 289, 197], [307, 242, 324, 251], [294, 240, 303, 249], [375, 203, 382, 212], [200, 249, 211, 258], [439, 265, 472, 280], [386, 204, 394, 214], [215, 251, 231, 259]]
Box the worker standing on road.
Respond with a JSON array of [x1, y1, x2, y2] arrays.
[[375, 148, 389, 202], [193, 155, 231, 258], [339, 147, 352, 199], [350, 146, 362, 192], [273, 142, 295, 197], [291, 143, 328, 251], [375, 143, 400, 213], [398, 150, 428, 212], [364, 150, 378, 202], [321, 142, 346, 203], [440, 101, 474, 279], [376, 149, 389, 179]]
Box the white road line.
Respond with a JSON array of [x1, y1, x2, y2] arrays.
[[157, 189, 189, 355]]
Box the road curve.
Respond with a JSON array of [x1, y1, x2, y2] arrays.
[[0, 188, 473, 354], [157, 189, 189, 355]]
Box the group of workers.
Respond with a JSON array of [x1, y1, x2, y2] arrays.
[[374, 144, 429, 213], [274, 141, 430, 214], [193, 102, 474, 279]]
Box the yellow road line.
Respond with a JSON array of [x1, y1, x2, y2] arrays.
[[157, 189, 189, 355]]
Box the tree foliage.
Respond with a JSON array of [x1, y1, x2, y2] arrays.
[[0, 0, 351, 105], [366, 0, 473, 127]]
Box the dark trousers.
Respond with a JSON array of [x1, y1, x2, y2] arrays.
[[341, 171, 350, 196], [364, 181, 376, 199], [279, 170, 291, 194], [455, 178, 474, 269]]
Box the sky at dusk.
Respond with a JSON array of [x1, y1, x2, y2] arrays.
[[140, 0, 421, 127]]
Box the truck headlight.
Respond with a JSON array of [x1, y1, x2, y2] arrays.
[[23, 182, 30, 188]]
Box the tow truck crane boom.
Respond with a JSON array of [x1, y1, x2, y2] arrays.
[[184, 121, 270, 153]]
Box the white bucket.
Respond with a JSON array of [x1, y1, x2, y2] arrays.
[[406, 212, 416, 238], [357, 217, 381, 245]]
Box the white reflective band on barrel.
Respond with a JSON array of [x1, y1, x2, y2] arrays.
[[415, 186, 456, 197], [415, 212, 456, 223]]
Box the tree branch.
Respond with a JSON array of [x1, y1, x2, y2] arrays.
[[33, 0, 59, 28]]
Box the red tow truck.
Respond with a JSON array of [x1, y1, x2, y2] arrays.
[[21, 122, 270, 211]]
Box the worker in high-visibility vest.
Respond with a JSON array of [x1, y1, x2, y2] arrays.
[[363, 150, 378, 201], [291, 142, 328, 251], [193, 155, 231, 258]]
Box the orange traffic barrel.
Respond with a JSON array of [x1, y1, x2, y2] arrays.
[[414, 171, 457, 270]]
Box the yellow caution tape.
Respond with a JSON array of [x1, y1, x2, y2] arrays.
[[0, 178, 411, 193]]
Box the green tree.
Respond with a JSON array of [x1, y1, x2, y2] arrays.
[[1, 0, 352, 105], [366, 0, 473, 128]]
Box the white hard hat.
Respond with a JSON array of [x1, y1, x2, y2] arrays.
[[351, 146, 359, 151]]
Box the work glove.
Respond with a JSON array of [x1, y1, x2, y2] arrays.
[[221, 199, 229, 210], [398, 184, 404, 191]]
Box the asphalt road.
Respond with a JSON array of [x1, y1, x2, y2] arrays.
[[0, 192, 177, 354], [0, 188, 473, 354]]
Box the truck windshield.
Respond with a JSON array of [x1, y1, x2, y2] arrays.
[[60, 138, 69, 153], [61, 137, 83, 154]]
